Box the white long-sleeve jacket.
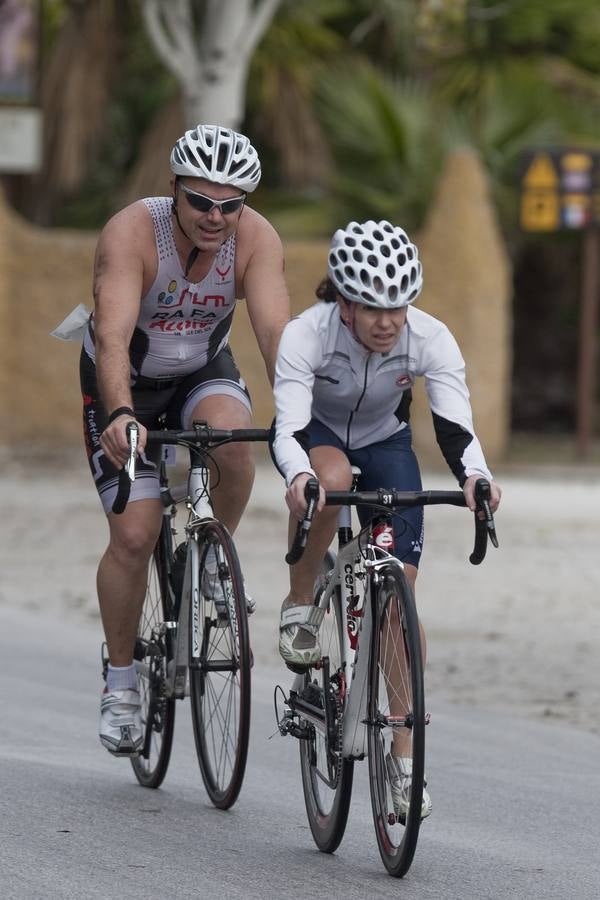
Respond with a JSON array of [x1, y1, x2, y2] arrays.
[[272, 301, 492, 487]]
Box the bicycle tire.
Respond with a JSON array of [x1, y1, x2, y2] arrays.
[[189, 521, 251, 809], [300, 552, 354, 853], [367, 565, 425, 877], [131, 531, 177, 789]]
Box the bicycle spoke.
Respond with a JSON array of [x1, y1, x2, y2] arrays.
[[131, 539, 176, 789], [368, 567, 425, 877], [202, 672, 240, 776], [189, 522, 251, 809], [299, 554, 354, 854]]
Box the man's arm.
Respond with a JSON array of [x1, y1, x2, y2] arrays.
[[93, 203, 148, 467], [239, 210, 291, 385]]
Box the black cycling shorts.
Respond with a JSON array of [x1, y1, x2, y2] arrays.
[[80, 345, 252, 513]]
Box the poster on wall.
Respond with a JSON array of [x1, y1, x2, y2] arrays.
[[0, 0, 38, 104], [0, 0, 41, 172]]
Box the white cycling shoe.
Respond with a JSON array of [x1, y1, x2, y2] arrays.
[[279, 604, 325, 672], [99, 688, 143, 757], [385, 752, 432, 822]]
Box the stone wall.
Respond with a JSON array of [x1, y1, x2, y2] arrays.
[[0, 148, 511, 469], [0, 192, 96, 452]]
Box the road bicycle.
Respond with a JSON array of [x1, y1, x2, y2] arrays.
[[275, 474, 498, 877], [111, 420, 269, 808]]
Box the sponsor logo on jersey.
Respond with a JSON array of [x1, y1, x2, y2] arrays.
[[216, 264, 232, 284], [149, 320, 216, 334], [191, 293, 228, 307], [156, 280, 182, 307], [155, 282, 229, 310], [149, 309, 218, 333]]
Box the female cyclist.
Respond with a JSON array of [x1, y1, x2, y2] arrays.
[[271, 219, 502, 820]]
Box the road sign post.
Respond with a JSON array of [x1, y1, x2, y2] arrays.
[[576, 227, 600, 457], [520, 149, 600, 458]]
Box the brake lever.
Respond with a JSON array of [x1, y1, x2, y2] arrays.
[[112, 421, 139, 516], [475, 479, 498, 548], [469, 478, 499, 565], [285, 478, 320, 565], [125, 421, 138, 482]]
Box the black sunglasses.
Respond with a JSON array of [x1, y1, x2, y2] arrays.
[[178, 183, 246, 215]]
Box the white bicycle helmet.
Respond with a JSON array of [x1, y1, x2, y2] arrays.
[[170, 124, 261, 192], [328, 220, 423, 307]]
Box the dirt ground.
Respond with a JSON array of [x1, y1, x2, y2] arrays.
[[2, 447, 600, 737]]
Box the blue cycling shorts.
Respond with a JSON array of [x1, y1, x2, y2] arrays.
[[301, 419, 424, 568]]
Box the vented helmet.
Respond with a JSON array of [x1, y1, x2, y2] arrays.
[[328, 220, 423, 307], [170, 124, 261, 192]]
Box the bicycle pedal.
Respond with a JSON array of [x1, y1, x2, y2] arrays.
[[109, 747, 141, 759]]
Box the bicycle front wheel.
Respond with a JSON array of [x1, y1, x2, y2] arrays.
[[300, 552, 354, 853], [131, 537, 176, 789], [367, 565, 425, 877], [189, 521, 251, 809]]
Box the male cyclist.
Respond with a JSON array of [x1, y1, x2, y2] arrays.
[[81, 124, 290, 756], [272, 219, 501, 819]]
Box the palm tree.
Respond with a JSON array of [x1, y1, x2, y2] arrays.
[[247, 0, 342, 192], [315, 61, 448, 231]]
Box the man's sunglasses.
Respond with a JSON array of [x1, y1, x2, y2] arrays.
[[178, 183, 246, 215]]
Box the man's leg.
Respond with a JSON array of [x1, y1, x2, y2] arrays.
[[98, 498, 163, 665], [97, 498, 162, 756], [187, 394, 254, 534]]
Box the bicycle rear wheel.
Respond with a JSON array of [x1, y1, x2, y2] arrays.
[[367, 565, 425, 877], [131, 535, 177, 789], [300, 552, 354, 853], [189, 521, 251, 809]]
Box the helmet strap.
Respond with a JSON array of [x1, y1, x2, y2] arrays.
[[339, 299, 360, 342], [346, 303, 360, 342], [184, 246, 200, 277], [338, 298, 373, 351], [171, 181, 201, 278]]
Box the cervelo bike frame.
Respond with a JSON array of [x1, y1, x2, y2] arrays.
[[276, 475, 498, 877], [280, 480, 494, 758]]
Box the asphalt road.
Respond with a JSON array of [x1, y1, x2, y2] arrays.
[[1, 605, 599, 900]]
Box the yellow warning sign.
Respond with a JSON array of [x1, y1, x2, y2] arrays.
[[520, 147, 600, 230], [523, 154, 558, 189], [520, 190, 560, 231]]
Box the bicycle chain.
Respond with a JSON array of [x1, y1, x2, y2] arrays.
[[328, 679, 344, 786]]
